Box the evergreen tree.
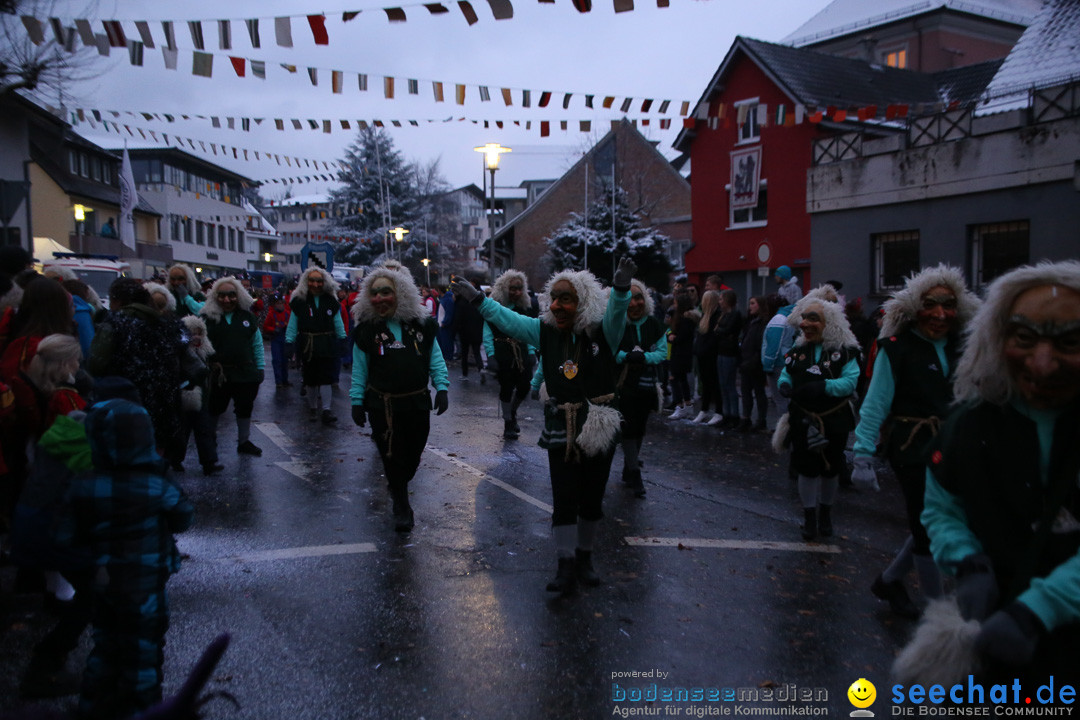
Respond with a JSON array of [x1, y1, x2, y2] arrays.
[[545, 182, 674, 288]]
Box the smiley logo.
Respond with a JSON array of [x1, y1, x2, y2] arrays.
[[847, 678, 876, 714]]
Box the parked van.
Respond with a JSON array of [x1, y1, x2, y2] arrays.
[[42, 252, 129, 301]]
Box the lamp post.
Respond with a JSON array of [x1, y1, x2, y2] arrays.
[[474, 143, 511, 284], [390, 226, 409, 261]]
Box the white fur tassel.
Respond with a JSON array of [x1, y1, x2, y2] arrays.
[[892, 597, 981, 688], [538, 383, 549, 405], [576, 403, 623, 457], [181, 387, 203, 412], [771, 413, 790, 453], [655, 382, 664, 413]]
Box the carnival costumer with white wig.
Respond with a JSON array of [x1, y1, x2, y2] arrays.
[[452, 257, 636, 595], [166, 263, 206, 318], [483, 269, 537, 440], [286, 267, 347, 425], [350, 261, 449, 533], [908, 260, 1080, 686], [200, 277, 265, 457], [775, 286, 861, 541], [852, 265, 979, 618]]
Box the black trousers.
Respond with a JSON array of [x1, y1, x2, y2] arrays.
[[209, 380, 259, 419], [497, 366, 531, 403], [548, 447, 615, 526], [892, 462, 933, 555], [368, 401, 430, 488]]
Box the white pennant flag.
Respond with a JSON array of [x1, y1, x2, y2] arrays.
[[119, 144, 138, 250]]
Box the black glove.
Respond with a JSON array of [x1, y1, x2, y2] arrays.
[[954, 553, 998, 622], [793, 380, 827, 403], [531, 388, 540, 401], [778, 383, 793, 399], [450, 278, 482, 305], [351, 405, 366, 427], [624, 350, 646, 365], [173, 283, 189, 300], [976, 602, 1045, 667], [433, 390, 449, 416], [255, 369, 265, 384], [613, 256, 637, 290], [486, 357, 499, 373]]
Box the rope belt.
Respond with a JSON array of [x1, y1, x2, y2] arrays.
[[792, 398, 850, 473], [299, 331, 334, 362], [554, 392, 615, 462], [366, 385, 428, 458], [495, 337, 526, 372], [892, 415, 942, 452]]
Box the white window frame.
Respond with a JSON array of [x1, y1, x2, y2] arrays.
[[969, 220, 1029, 289], [726, 179, 767, 229], [872, 230, 920, 294], [881, 44, 909, 69], [735, 98, 761, 145]]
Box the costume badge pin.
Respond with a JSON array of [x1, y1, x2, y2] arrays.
[[416, 332, 423, 343], [831, 351, 841, 362], [591, 342, 600, 357], [632, 345, 642, 353], [562, 360, 579, 380], [808, 365, 822, 375], [785, 356, 793, 365], [242, 320, 250, 327], [389, 341, 405, 350]]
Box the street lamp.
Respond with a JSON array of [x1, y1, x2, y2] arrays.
[[421, 257, 431, 286], [474, 143, 511, 284], [74, 204, 87, 250], [390, 226, 409, 260]]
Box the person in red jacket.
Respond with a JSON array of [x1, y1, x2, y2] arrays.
[[262, 293, 292, 388]]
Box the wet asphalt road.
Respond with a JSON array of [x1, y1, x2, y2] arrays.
[[1, 356, 921, 720]]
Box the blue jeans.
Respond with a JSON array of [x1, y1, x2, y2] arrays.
[[270, 334, 289, 385], [716, 355, 739, 418]]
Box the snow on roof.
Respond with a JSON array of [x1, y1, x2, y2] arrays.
[[978, 0, 1080, 114], [783, 0, 1042, 47], [276, 193, 331, 206]]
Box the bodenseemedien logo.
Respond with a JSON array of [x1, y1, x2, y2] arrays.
[[849, 678, 877, 717]]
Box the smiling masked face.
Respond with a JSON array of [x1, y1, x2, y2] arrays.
[[549, 279, 579, 332], [216, 282, 239, 314], [799, 302, 826, 344], [370, 277, 397, 319], [627, 287, 647, 321], [1004, 284, 1080, 410], [916, 285, 958, 340]]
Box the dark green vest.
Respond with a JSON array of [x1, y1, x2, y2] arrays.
[[205, 309, 260, 383], [879, 329, 959, 465], [490, 307, 531, 372], [290, 294, 339, 359], [783, 343, 857, 435], [354, 317, 438, 414], [617, 315, 664, 390]]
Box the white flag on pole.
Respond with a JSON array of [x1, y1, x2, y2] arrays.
[[119, 144, 137, 250]]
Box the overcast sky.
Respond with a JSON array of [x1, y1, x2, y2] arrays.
[[43, 0, 833, 199]]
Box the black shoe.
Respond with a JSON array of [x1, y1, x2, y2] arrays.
[[871, 574, 920, 619], [237, 440, 262, 456], [503, 419, 519, 440], [321, 409, 337, 425], [818, 504, 833, 537], [480, 372, 486, 385], [575, 548, 601, 587], [546, 556, 577, 595], [622, 468, 646, 498], [203, 463, 225, 476], [393, 509, 415, 533], [801, 508, 817, 541]]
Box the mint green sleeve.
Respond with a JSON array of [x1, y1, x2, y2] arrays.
[[285, 313, 298, 344], [853, 351, 894, 457], [350, 345, 367, 405], [183, 295, 204, 315], [922, 468, 984, 571], [602, 289, 631, 351], [645, 334, 666, 364], [531, 362, 544, 391], [778, 365, 793, 390], [1017, 551, 1080, 632], [483, 322, 495, 357], [334, 309, 346, 339], [429, 341, 449, 391], [478, 297, 541, 347], [252, 329, 265, 371], [825, 356, 860, 397]]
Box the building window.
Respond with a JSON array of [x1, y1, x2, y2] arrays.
[[170, 214, 180, 241], [183, 218, 193, 244], [729, 181, 767, 227], [69, 151, 79, 175], [970, 220, 1029, 288], [735, 99, 761, 144], [884, 48, 907, 69], [237, 230, 245, 252], [195, 220, 205, 246], [873, 230, 920, 294], [228, 227, 236, 251], [218, 225, 226, 249]]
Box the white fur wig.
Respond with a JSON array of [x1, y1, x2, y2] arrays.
[[490, 269, 531, 310], [787, 291, 859, 351], [168, 263, 201, 295], [953, 260, 1080, 406], [144, 281, 177, 313], [291, 266, 341, 302], [629, 278, 655, 317], [199, 277, 255, 322], [892, 597, 980, 688], [539, 269, 607, 334], [43, 266, 77, 282], [351, 261, 426, 324], [180, 315, 215, 360], [880, 264, 980, 339], [802, 283, 841, 305]]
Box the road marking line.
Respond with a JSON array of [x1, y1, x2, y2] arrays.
[[255, 422, 295, 453], [275, 461, 314, 482], [624, 537, 842, 554], [216, 543, 378, 563], [425, 446, 553, 514]]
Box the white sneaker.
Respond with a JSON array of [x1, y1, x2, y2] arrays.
[[669, 405, 687, 420], [692, 411, 709, 423], [706, 413, 724, 426]]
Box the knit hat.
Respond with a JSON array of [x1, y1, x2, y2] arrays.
[[774, 265, 792, 281]]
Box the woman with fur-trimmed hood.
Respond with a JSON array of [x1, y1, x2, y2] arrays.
[[614, 278, 666, 498], [200, 277, 265, 458], [775, 288, 861, 541], [286, 266, 346, 424], [349, 262, 449, 533], [175, 315, 222, 475], [904, 260, 1080, 686], [451, 258, 636, 596], [166, 263, 205, 318], [852, 264, 979, 618], [483, 269, 537, 440]]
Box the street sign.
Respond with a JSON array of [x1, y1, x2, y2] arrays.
[[757, 266, 771, 277], [755, 241, 772, 265], [301, 242, 335, 273]]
